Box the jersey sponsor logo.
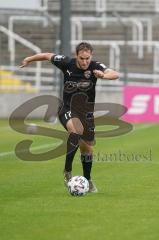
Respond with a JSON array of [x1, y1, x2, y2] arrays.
[[84, 70, 91, 79], [54, 55, 65, 61], [64, 80, 93, 93]]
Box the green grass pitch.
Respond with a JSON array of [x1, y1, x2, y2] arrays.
[[0, 119, 159, 240]]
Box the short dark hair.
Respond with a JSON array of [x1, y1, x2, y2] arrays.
[[76, 42, 93, 55]]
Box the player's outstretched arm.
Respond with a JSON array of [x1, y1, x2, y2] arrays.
[[20, 53, 55, 68], [93, 69, 119, 80]]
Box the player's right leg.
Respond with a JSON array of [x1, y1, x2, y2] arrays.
[[63, 118, 84, 185], [58, 108, 84, 185], [63, 117, 83, 182]]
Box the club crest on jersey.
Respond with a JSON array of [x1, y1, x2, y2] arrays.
[[84, 70, 91, 79]]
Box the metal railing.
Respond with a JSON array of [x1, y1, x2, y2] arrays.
[[71, 16, 152, 60], [44, 15, 152, 61], [8, 16, 48, 66], [9, 12, 151, 62], [0, 25, 42, 90], [41, 0, 48, 11]]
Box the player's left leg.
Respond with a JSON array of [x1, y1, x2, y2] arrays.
[[79, 140, 98, 192], [79, 139, 93, 180]]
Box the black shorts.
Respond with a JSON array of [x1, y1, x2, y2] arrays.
[[58, 106, 95, 142]]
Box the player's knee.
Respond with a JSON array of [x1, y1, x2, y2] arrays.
[[76, 127, 84, 135], [79, 140, 93, 154], [67, 126, 84, 135], [66, 118, 84, 135]]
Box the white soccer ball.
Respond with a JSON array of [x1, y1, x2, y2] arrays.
[[68, 176, 89, 196]]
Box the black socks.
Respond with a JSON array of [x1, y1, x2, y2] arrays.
[[64, 133, 80, 172], [64, 133, 93, 180], [81, 154, 93, 180]]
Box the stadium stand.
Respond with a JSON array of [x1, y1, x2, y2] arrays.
[[47, 0, 157, 14], [0, 69, 36, 93], [0, 0, 159, 94], [107, 0, 156, 13]]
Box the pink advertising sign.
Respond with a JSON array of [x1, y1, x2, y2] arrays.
[[123, 86, 159, 123]]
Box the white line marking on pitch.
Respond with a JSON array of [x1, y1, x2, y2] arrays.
[[0, 142, 61, 158]]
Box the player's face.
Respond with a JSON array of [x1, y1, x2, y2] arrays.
[[76, 50, 92, 70]]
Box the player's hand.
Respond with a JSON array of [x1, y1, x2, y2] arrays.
[[19, 59, 29, 68], [93, 70, 104, 79]]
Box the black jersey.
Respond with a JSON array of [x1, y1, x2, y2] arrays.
[[51, 54, 107, 108]]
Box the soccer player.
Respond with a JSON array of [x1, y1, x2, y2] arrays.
[[20, 42, 119, 192]]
